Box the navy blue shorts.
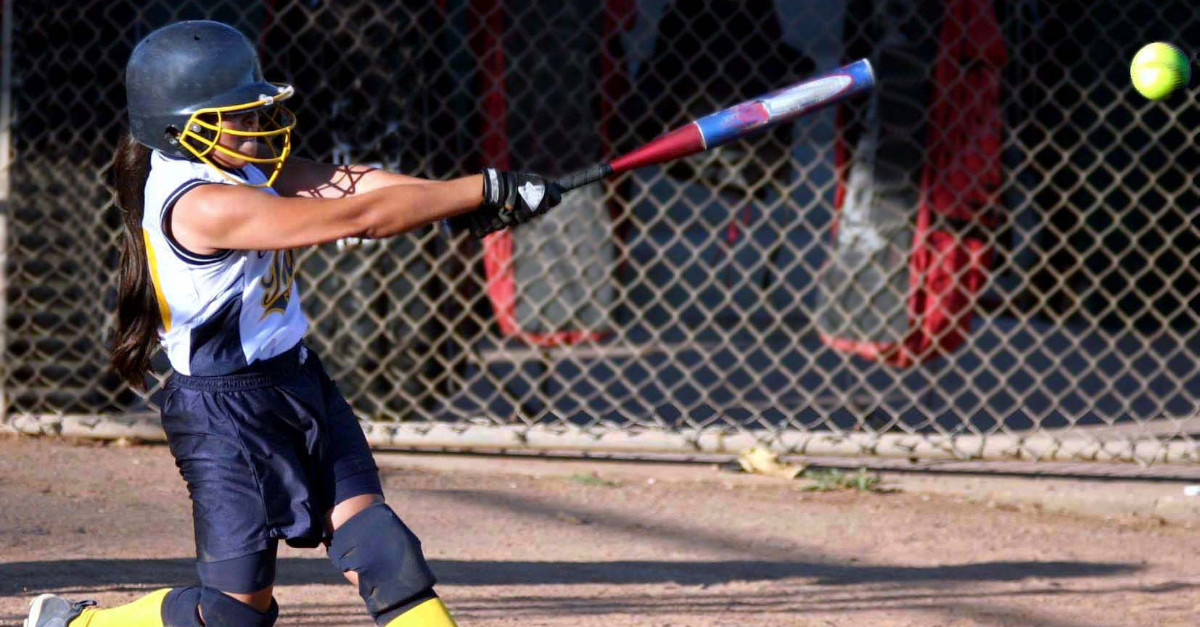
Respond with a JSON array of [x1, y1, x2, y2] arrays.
[[161, 343, 382, 592]]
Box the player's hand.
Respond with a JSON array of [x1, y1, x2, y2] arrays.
[[446, 169, 564, 238]]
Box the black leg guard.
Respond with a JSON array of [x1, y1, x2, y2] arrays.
[[198, 588, 278, 627], [162, 586, 278, 627], [328, 503, 437, 624], [162, 587, 203, 627]]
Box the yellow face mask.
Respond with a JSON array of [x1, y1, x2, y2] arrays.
[[176, 84, 296, 188]]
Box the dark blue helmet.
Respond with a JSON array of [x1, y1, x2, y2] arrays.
[[125, 20, 294, 185]]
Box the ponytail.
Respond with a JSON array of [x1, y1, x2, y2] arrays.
[[109, 133, 158, 391]]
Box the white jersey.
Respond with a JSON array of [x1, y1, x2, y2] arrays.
[[142, 151, 308, 376]]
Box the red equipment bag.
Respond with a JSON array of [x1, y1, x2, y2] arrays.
[[818, 0, 1007, 368], [471, 0, 634, 345]]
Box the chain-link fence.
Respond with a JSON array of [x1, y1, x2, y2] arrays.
[[4, 0, 1200, 465]]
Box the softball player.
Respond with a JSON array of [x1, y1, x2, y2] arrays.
[[26, 20, 560, 627]]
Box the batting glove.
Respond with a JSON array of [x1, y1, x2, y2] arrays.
[[447, 168, 563, 238]]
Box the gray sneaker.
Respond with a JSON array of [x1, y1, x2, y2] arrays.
[[24, 594, 96, 627]]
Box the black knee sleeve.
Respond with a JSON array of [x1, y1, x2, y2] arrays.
[[328, 503, 437, 622], [161, 586, 277, 627], [196, 544, 278, 595], [162, 587, 204, 627]]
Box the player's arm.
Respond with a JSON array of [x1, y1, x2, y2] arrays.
[[273, 157, 427, 199], [172, 169, 562, 251], [172, 176, 481, 251]]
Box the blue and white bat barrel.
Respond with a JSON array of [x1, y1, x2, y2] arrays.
[[693, 59, 876, 149]]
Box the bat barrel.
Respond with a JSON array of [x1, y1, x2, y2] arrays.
[[695, 59, 875, 150], [553, 59, 875, 192]]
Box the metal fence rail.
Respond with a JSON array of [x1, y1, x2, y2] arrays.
[[4, 0, 1200, 465]]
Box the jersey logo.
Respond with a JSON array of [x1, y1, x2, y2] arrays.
[[259, 249, 295, 318]]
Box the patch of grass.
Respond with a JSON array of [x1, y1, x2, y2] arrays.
[[801, 468, 885, 493], [568, 473, 621, 488]]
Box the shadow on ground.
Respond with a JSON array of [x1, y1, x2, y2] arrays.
[[0, 557, 1139, 597]]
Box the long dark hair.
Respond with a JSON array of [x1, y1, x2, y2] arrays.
[[110, 133, 158, 390]]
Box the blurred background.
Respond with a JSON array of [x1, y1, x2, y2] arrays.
[[3, 0, 1199, 467]]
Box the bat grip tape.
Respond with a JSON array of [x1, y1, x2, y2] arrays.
[[555, 163, 613, 192]]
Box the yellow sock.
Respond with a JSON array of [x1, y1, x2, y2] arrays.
[[383, 597, 458, 627], [69, 588, 171, 627]]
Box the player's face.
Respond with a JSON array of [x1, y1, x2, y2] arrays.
[[210, 111, 260, 168]]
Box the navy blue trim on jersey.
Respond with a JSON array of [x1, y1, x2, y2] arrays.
[[161, 179, 234, 266], [174, 342, 303, 389], [188, 293, 249, 376]]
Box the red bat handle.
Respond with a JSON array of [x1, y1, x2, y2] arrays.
[[555, 124, 705, 192], [609, 123, 706, 174]]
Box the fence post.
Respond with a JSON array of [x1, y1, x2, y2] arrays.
[[0, 0, 14, 424]]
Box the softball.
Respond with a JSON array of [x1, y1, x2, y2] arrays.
[[1130, 42, 1190, 100]]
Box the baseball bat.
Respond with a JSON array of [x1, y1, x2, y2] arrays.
[[555, 59, 876, 192]]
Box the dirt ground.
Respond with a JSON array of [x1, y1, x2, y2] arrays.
[[1, 434, 1198, 626]]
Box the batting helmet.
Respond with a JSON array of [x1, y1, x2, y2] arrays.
[[125, 20, 295, 186]]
